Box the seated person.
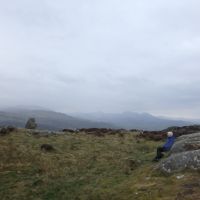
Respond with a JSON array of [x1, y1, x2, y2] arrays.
[[153, 131, 175, 162]]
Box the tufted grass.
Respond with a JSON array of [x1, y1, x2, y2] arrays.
[[0, 129, 200, 200]]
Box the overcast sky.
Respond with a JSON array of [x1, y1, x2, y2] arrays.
[[0, 0, 200, 118]]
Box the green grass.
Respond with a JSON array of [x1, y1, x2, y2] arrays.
[[0, 129, 200, 200]]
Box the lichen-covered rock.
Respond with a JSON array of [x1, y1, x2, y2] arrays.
[[158, 150, 200, 173], [170, 132, 200, 154], [25, 118, 37, 129]]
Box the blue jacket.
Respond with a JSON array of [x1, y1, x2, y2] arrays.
[[163, 136, 175, 151]]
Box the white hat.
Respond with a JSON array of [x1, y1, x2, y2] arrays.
[[167, 131, 173, 137]]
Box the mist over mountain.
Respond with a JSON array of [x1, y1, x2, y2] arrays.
[[0, 106, 197, 131], [0, 108, 115, 130], [71, 112, 195, 131]]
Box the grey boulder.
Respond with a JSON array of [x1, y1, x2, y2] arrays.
[[157, 132, 200, 173], [170, 132, 200, 154], [158, 149, 200, 173]]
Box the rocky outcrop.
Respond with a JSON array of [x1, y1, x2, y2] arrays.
[[170, 132, 200, 154], [158, 132, 200, 173], [25, 118, 37, 129]]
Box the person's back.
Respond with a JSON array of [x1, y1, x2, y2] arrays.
[[163, 134, 175, 151], [153, 131, 175, 161]]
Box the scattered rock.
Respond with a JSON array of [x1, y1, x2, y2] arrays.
[[40, 144, 55, 152], [25, 118, 37, 129]]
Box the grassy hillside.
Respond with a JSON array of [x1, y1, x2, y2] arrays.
[[0, 130, 200, 200]]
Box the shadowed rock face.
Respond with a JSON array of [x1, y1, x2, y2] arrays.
[[158, 132, 200, 173]]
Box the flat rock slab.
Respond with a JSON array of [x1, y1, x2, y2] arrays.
[[158, 150, 200, 173], [170, 132, 200, 154], [176, 132, 200, 142]]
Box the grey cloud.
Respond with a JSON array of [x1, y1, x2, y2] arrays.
[[0, 0, 200, 118]]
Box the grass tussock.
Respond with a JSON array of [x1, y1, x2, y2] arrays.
[[0, 129, 200, 200]]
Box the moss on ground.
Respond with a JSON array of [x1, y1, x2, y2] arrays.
[[0, 129, 200, 200]]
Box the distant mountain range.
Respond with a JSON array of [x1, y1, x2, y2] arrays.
[[71, 112, 197, 131], [0, 108, 115, 130], [0, 107, 198, 131]]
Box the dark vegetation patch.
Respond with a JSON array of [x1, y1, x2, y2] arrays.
[[138, 125, 200, 141], [78, 128, 128, 137], [62, 128, 76, 133], [40, 144, 55, 152], [0, 126, 17, 136]]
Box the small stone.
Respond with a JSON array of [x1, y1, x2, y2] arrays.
[[176, 175, 185, 179]]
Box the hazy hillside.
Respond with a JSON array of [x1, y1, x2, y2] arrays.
[[0, 108, 115, 130], [71, 112, 194, 130], [0, 107, 196, 131]]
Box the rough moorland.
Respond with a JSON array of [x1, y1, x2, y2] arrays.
[[0, 129, 200, 200]]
